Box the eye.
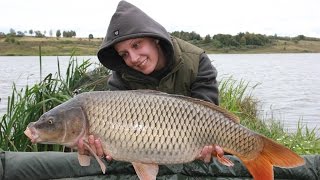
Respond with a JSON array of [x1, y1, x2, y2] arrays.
[[119, 52, 128, 59], [132, 42, 140, 49], [48, 119, 53, 124]]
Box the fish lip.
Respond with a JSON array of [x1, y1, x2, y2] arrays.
[[24, 126, 40, 143]]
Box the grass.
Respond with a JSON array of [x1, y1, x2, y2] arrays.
[[0, 54, 319, 154], [219, 77, 320, 154], [1, 36, 320, 56], [0, 52, 110, 152], [193, 39, 320, 54], [0, 36, 102, 56]]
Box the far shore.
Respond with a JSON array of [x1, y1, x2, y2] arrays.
[[1, 36, 320, 56]]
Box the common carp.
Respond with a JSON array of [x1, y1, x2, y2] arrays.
[[24, 90, 304, 180]]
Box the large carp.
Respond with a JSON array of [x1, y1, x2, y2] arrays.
[[24, 90, 304, 180]]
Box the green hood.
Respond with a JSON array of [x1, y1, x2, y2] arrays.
[[97, 0, 174, 72]]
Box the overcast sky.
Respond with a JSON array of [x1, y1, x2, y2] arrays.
[[1, 0, 320, 38]]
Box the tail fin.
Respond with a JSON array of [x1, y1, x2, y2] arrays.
[[240, 136, 305, 180]]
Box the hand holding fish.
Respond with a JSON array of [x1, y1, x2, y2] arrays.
[[79, 135, 221, 163], [77, 135, 112, 161]]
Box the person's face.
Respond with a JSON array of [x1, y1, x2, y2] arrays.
[[114, 37, 165, 75]]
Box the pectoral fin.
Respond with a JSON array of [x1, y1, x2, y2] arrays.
[[82, 141, 106, 174], [212, 144, 234, 167], [132, 162, 159, 180], [77, 154, 91, 166], [217, 153, 234, 167]]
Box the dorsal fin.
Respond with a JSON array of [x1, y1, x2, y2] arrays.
[[131, 89, 240, 124]]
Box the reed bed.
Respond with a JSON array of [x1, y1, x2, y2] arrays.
[[219, 77, 320, 154], [0, 54, 109, 152]]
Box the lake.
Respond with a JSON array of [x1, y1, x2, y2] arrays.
[[0, 54, 319, 134]]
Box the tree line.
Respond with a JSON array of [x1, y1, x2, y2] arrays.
[[0, 28, 95, 39], [170, 31, 320, 48], [1, 28, 319, 48]]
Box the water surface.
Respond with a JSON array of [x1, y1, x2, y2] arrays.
[[0, 54, 319, 134]]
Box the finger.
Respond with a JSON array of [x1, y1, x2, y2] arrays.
[[103, 149, 113, 161], [203, 146, 213, 163], [77, 138, 85, 155], [106, 155, 113, 161], [213, 144, 224, 155], [203, 154, 211, 163], [88, 135, 97, 153], [95, 138, 104, 157], [197, 146, 209, 160]]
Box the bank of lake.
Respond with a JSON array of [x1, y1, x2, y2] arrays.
[[1, 36, 320, 56]]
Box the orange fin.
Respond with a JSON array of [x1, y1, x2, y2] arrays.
[[132, 162, 159, 180], [240, 136, 305, 180], [83, 142, 106, 174], [212, 144, 234, 166], [217, 154, 234, 167]]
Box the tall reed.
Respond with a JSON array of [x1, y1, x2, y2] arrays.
[[0, 54, 110, 152], [219, 77, 320, 154]]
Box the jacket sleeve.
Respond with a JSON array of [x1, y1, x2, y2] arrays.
[[107, 71, 130, 90], [190, 53, 219, 105]]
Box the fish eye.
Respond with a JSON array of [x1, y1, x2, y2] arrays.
[[47, 118, 53, 124]]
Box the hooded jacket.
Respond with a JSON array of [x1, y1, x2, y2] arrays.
[[97, 0, 219, 105]]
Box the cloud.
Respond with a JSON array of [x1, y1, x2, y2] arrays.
[[1, 0, 319, 38]]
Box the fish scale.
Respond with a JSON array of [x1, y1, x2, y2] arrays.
[[25, 90, 305, 180], [75, 91, 260, 163]]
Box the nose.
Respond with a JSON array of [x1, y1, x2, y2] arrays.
[[128, 51, 140, 65]]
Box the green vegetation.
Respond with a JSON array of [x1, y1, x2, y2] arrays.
[[0, 36, 102, 56], [172, 31, 320, 53], [1, 31, 320, 56], [0, 55, 110, 152], [0, 55, 319, 154], [219, 77, 320, 154]]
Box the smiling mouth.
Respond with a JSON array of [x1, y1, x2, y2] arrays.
[[136, 59, 147, 68]]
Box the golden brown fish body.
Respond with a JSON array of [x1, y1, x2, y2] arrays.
[[84, 91, 258, 163], [25, 90, 304, 180]]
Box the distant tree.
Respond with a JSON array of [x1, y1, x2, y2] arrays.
[[89, 34, 94, 40], [170, 30, 201, 41], [0, 32, 5, 38], [16, 31, 25, 37], [56, 30, 61, 38], [62, 30, 76, 37], [239, 36, 246, 46], [34, 30, 44, 37], [9, 28, 16, 36], [212, 34, 238, 47], [29, 29, 33, 36], [204, 34, 211, 43], [49, 30, 53, 37], [296, 35, 305, 41], [63, 31, 67, 37], [190, 31, 201, 40]]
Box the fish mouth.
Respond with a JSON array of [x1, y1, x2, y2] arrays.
[[24, 126, 40, 143]]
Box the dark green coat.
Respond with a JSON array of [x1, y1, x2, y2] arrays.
[[97, 0, 219, 105]]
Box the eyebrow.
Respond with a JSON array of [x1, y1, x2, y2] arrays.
[[128, 39, 135, 46]]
